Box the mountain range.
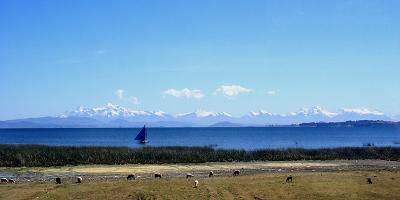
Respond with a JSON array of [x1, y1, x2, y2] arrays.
[[0, 103, 398, 128]]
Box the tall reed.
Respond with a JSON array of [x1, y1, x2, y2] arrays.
[[0, 144, 399, 167]]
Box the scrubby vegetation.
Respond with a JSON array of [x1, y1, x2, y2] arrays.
[[0, 144, 399, 167]]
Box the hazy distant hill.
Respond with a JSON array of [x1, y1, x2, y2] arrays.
[[0, 117, 103, 128], [299, 120, 400, 127], [209, 121, 243, 127]]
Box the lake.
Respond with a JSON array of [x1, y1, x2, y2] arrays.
[[1, 127, 400, 150]]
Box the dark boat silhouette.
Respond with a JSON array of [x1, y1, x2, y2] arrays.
[[135, 126, 148, 143]]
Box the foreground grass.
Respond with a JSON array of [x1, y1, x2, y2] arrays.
[[1, 144, 400, 167], [1, 171, 399, 200]]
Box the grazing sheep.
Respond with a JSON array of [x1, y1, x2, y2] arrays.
[[8, 179, 15, 184], [154, 173, 162, 178], [1, 178, 8, 183], [186, 173, 194, 179], [194, 180, 199, 188], [367, 178, 373, 184], [76, 177, 82, 183], [209, 171, 214, 177], [286, 176, 293, 183], [127, 174, 136, 180], [233, 170, 240, 176], [55, 177, 61, 184]]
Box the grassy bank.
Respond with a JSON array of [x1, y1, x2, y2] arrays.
[[1, 171, 399, 200], [1, 145, 399, 167]]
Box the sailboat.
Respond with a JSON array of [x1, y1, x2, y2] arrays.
[[135, 125, 148, 144]]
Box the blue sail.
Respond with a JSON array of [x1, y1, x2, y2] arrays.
[[135, 126, 147, 143]]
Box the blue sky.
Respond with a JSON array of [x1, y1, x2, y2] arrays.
[[1, 0, 400, 120]]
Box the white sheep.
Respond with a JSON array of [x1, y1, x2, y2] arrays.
[[1, 178, 8, 183], [194, 179, 199, 188], [186, 173, 194, 179], [76, 177, 82, 183]]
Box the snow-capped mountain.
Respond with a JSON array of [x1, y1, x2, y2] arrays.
[[58, 104, 234, 126], [240, 110, 279, 125], [334, 108, 390, 121], [240, 106, 391, 125], [62, 103, 173, 122], [240, 106, 337, 125], [176, 110, 233, 125], [294, 106, 338, 118], [0, 104, 396, 128], [279, 106, 338, 124]]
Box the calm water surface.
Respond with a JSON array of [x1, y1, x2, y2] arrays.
[[1, 127, 400, 150]]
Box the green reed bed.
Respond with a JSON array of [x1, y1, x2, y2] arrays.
[[0, 144, 399, 167]]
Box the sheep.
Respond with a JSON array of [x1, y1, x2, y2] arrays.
[[55, 177, 61, 184], [208, 171, 214, 177], [154, 173, 162, 178], [186, 173, 194, 179], [286, 175, 293, 183], [1, 178, 8, 183], [233, 170, 240, 176], [127, 174, 136, 180], [8, 179, 15, 184], [76, 177, 82, 183], [194, 180, 199, 188], [367, 178, 373, 184]]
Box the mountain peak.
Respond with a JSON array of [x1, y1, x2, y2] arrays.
[[76, 105, 85, 111], [151, 111, 170, 118], [105, 103, 118, 109], [248, 110, 273, 116], [296, 106, 338, 118], [341, 108, 384, 116], [179, 110, 233, 118]]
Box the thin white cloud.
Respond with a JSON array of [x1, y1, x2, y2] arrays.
[[115, 89, 124, 99], [163, 88, 204, 99], [95, 50, 106, 55], [214, 85, 253, 97], [267, 89, 280, 96], [129, 96, 140, 105]]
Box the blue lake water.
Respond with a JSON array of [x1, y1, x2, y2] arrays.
[[1, 127, 400, 150]]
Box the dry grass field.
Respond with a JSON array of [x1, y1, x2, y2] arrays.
[[1, 170, 399, 200]]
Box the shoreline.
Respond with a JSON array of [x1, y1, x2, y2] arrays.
[[1, 160, 399, 183]]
